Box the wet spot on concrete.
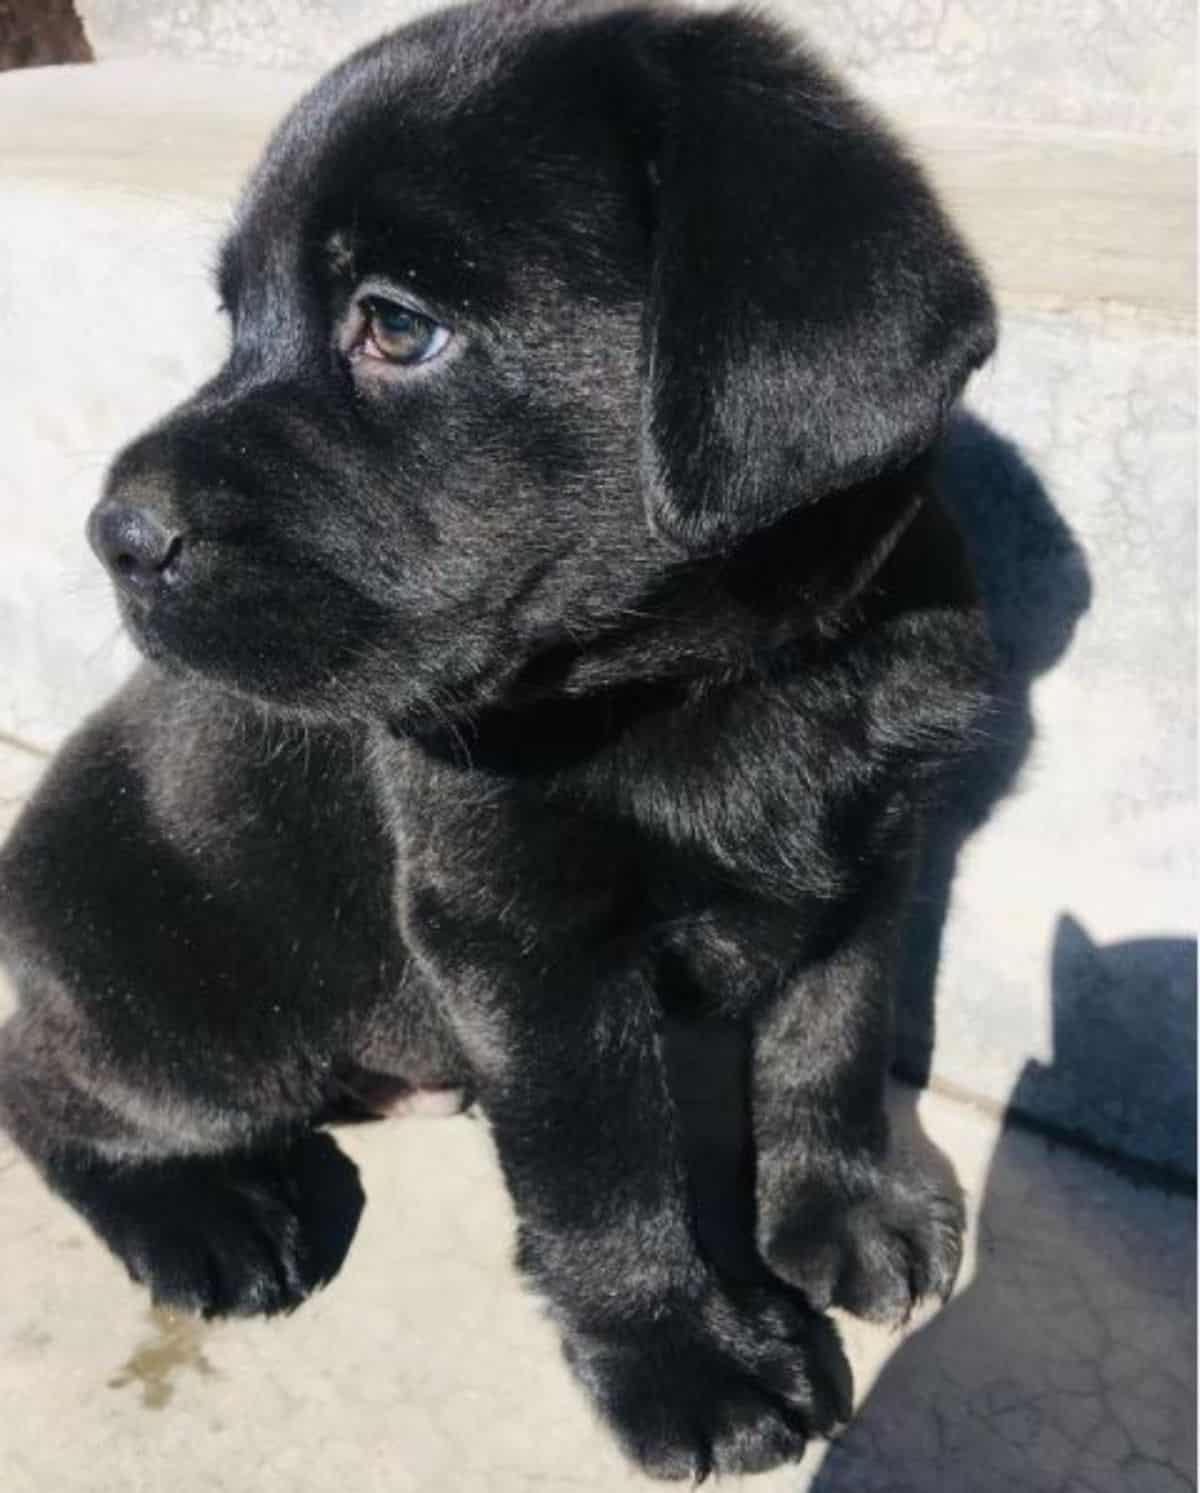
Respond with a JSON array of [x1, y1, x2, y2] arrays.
[[108, 1307, 217, 1409]]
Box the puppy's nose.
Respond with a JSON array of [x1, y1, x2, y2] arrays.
[[88, 503, 184, 591]]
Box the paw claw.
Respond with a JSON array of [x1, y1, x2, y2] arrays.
[[65, 1132, 364, 1319], [565, 1287, 848, 1480], [766, 1165, 964, 1327]]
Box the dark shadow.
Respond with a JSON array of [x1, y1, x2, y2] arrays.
[[812, 929, 1199, 1493], [893, 410, 1093, 1088], [1010, 918, 1197, 1180], [662, 1014, 765, 1283], [285, 1129, 367, 1296]]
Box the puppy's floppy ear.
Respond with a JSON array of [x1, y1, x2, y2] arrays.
[[638, 11, 996, 554]]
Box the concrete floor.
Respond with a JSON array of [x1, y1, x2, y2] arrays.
[[0, 743, 1194, 1492]]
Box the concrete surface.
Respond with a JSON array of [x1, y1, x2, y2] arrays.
[[74, 0, 1197, 139], [0, 61, 307, 750]]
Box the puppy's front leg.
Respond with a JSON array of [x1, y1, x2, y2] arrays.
[[405, 887, 849, 1480], [0, 692, 383, 1318], [0, 997, 365, 1319], [753, 857, 964, 1325]]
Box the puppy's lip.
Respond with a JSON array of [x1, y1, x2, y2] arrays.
[[110, 546, 199, 634], [113, 593, 173, 668], [115, 581, 169, 637]]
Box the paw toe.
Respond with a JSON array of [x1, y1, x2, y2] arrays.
[[766, 1170, 965, 1326], [86, 1132, 364, 1319], [834, 1182, 964, 1324]]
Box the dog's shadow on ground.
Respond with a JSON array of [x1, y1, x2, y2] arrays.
[[811, 923, 1197, 1493], [893, 408, 1095, 1088]]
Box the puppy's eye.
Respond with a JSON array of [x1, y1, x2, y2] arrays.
[[360, 295, 450, 365]]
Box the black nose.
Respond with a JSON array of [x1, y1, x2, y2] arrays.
[[88, 503, 184, 591]]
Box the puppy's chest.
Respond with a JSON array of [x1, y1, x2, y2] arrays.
[[373, 732, 837, 1006]]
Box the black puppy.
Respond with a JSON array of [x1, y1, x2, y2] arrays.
[[0, 0, 996, 1478]]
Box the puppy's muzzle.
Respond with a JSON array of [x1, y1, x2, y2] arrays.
[[88, 501, 185, 596]]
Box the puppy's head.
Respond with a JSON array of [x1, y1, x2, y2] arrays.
[[89, 0, 994, 724]]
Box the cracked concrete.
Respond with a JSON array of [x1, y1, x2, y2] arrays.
[[811, 1100, 1196, 1492]]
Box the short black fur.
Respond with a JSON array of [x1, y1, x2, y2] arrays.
[[0, 0, 996, 1478]]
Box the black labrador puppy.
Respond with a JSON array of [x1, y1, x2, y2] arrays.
[[0, 0, 996, 1478]]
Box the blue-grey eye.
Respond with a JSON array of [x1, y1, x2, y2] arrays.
[[361, 295, 450, 364]]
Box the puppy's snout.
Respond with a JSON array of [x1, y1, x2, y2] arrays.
[[88, 502, 185, 593]]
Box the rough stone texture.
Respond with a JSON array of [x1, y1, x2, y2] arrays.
[[781, 0, 1195, 139], [77, 0, 399, 72], [74, 0, 1196, 139], [811, 1088, 1197, 1493]]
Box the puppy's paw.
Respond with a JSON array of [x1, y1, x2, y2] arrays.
[[765, 1165, 964, 1326], [563, 1285, 850, 1480], [57, 1132, 364, 1318]]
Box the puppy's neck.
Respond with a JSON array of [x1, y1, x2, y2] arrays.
[[393, 471, 947, 779]]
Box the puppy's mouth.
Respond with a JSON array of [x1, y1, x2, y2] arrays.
[[101, 530, 529, 728], [102, 529, 399, 716]]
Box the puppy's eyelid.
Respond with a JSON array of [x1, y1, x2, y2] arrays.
[[350, 275, 444, 325]]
